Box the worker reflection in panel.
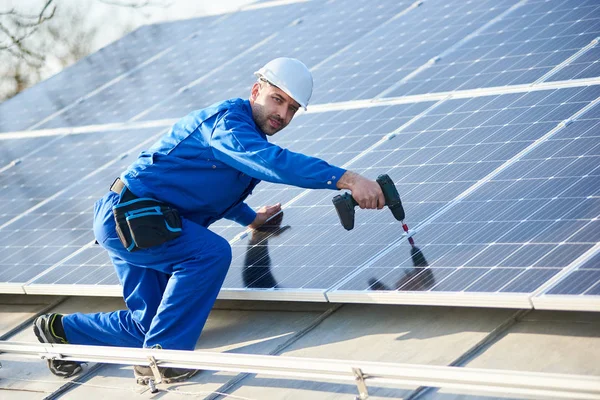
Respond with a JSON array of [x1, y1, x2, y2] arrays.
[[32, 57, 387, 385], [242, 211, 289, 288], [369, 246, 435, 291]]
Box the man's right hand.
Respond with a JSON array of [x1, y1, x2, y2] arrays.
[[337, 171, 385, 209]]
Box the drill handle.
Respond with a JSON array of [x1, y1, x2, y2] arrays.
[[332, 192, 358, 230], [332, 174, 405, 230], [376, 174, 405, 221]]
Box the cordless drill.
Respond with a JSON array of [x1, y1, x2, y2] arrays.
[[332, 174, 405, 230], [333, 174, 428, 268]]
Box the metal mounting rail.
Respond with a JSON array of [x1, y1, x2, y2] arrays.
[[1, 341, 599, 399]]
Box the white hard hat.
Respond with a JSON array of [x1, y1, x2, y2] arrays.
[[254, 58, 313, 110]]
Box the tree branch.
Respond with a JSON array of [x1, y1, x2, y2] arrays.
[[0, 0, 56, 65], [97, 0, 171, 9]]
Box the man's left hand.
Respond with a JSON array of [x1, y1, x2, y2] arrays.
[[249, 203, 282, 230]]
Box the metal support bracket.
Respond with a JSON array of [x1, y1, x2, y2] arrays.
[[352, 367, 369, 400], [42, 353, 63, 361], [147, 355, 162, 393]]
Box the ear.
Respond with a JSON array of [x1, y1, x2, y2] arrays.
[[250, 82, 261, 103]]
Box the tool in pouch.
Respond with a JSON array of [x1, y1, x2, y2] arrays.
[[111, 179, 182, 252]]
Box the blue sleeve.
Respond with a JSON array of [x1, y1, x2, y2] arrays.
[[210, 111, 346, 190], [223, 201, 257, 226]]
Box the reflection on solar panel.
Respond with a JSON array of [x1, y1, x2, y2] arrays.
[[1, 0, 599, 310]]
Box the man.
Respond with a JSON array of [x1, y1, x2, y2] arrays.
[[33, 58, 384, 384]]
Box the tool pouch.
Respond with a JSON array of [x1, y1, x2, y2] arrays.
[[113, 198, 182, 252]]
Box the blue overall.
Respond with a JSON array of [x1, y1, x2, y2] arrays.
[[62, 98, 346, 350]]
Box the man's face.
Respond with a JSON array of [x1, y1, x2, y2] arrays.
[[250, 81, 300, 136]]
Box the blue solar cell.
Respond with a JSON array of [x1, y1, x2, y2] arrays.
[[546, 250, 600, 295], [384, 0, 600, 98], [0, 137, 59, 165], [310, 0, 519, 103], [500, 268, 560, 293]]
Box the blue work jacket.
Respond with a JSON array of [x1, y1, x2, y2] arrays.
[[121, 98, 346, 228]]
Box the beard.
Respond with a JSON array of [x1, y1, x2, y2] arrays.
[[251, 102, 286, 136]]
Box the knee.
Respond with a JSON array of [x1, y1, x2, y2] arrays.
[[212, 235, 232, 266]]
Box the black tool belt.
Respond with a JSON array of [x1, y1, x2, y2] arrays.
[[110, 178, 182, 252]]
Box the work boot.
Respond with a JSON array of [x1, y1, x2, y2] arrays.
[[33, 313, 83, 378], [133, 365, 199, 385]]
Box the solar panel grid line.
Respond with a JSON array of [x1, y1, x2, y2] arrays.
[[310, 77, 600, 114], [0, 159, 20, 174], [0, 118, 178, 141], [532, 36, 600, 85], [422, 179, 600, 294], [311, 0, 525, 103], [379, 0, 600, 99], [374, 0, 530, 99], [324, 229, 410, 292], [309, 0, 425, 72], [128, 32, 279, 122], [0, 128, 169, 231], [22, 240, 97, 289], [533, 243, 600, 297], [398, 94, 600, 238], [25, 48, 176, 132]]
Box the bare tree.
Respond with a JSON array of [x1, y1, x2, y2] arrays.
[[0, 0, 169, 102], [0, 0, 56, 66]]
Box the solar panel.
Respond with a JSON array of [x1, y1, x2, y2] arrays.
[[310, 0, 520, 104], [24, 2, 320, 131], [133, 0, 414, 122], [545, 252, 600, 295], [325, 86, 600, 304], [383, 0, 600, 97], [0, 128, 164, 292], [1, 0, 599, 310]]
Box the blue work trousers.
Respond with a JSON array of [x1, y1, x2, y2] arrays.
[[61, 191, 232, 350]]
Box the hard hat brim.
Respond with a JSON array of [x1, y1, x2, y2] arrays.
[[254, 71, 308, 111]]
